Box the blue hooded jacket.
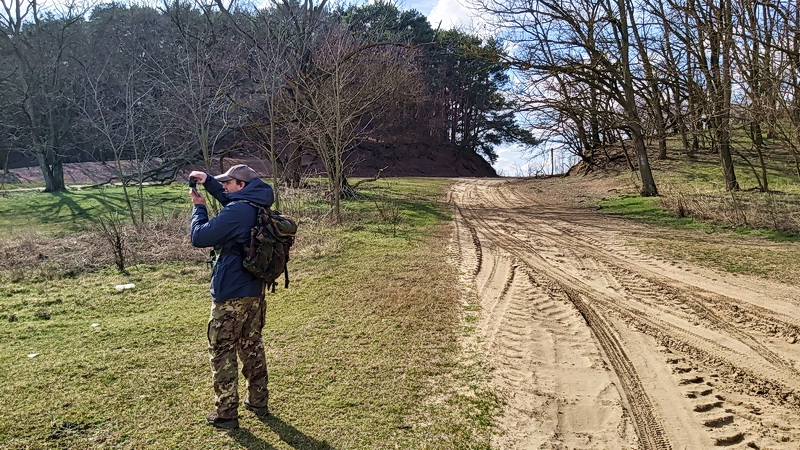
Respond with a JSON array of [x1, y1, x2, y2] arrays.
[[190, 175, 274, 302]]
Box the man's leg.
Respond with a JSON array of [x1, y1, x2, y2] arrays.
[[208, 299, 244, 420], [238, 296, 269, 413]]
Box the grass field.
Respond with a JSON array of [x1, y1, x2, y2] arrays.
[[591, 147, 800, 281], [0, 184, 188, 237], [0, 178, 496, 448]]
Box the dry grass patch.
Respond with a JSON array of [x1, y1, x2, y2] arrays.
[[547, 172, 800, 282], [660, 187, 800, 233], [0, 183, 334, 281], [0, 210, 206, 282]]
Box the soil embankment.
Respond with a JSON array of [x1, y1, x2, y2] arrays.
[[451, 178, 800, 449]]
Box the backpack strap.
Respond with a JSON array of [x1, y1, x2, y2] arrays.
[[265, 267, 289, 292], [240, 200, 265, 256], [241, 200, 269, 211]]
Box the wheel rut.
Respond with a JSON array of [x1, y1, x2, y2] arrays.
[[450, 178, 800, 449]]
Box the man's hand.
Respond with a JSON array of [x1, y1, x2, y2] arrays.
[[188, 171, 208, 184], [190, 186, 206, 205]]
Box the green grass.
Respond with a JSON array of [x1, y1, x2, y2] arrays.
[[633, 235, 800, 283], [598, 194, 707, 229], [598, 145, 800, 241], [598, 194, 799, 241], [0, 178, 497, 448], [652, 152, 800, 194], [598, 190, 800, 281], [0, 184, 188, 237], [593, 146, 800, 281]]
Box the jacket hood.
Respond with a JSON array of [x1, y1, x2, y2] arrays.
[[227, 178, 274, 207]]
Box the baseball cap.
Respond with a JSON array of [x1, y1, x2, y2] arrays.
[[214, 164, 260, 182]]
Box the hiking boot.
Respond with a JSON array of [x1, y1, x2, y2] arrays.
[[206, 412, 239, 430], [244, 401, 270, 417]]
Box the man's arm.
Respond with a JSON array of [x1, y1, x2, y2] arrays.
[[188, 170, 229, 206], [190, 204, 242, 248], [203, 176, 229, 206]]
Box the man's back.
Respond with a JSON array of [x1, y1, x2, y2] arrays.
[[190, 175, 274, 302]]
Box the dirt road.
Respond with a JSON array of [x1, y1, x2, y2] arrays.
[[450, 178, 800, 449]]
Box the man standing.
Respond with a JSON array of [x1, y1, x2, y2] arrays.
[[188, 164, 273, 430]]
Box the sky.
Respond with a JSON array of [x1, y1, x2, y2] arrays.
[[393, 0, 572, 176], [404, 0, 471, 30]]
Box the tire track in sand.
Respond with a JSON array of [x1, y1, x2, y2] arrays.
[[451, 178, 800, 448], [451, 181, 637, 449]]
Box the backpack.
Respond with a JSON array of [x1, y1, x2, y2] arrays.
[[242, 201, 298, 292]]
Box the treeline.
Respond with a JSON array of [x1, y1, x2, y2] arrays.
[[0, 0, 537, 195], [477, 0, 800, 195]]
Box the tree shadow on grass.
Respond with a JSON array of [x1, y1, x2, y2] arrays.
[[229, 427, 278, 450], [27, 191, 127, 228], [230, 414, 334, 450]]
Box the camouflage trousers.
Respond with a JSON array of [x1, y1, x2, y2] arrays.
[[208, 296, 269, 419]]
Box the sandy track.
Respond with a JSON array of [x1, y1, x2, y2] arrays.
[[450, 178, 800, 449]]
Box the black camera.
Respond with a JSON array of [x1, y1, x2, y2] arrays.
[[189, 177, 199, 196]]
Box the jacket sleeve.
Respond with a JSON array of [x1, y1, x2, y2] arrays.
[[190, 203, 243, 248], [203, 174, 230, 206]]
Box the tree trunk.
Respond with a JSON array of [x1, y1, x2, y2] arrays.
[[617, 0, 658, 196], [717, 128, 739, 191], [25, 94, 66, 192], [333, 179, 341, 224], [654, 96, 668, 160], [268, 120, 281, 210], [757, 147, 769, 193], [628, 5, 669, 160], [632, 124, 659, 196], [590, 88, 602, 149], [283, 146, 303, 187], [37, 151, 66, 192], [718, 0, 739, 191]]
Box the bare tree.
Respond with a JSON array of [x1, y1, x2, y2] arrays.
[[659, 0, 739, 190], [762, 0, 800, 178], [0, 0, 89, 192], [626, 0, 670, 160], [242, 1, 326, 208], [208, 0, 331, 192], [80, 60, 147, 224], [161, 1, 247, 174], [475, 0, 659, 194], [76, 2, 201, 223], [287, 27, 419, 222], [247, 43, 296, 210], [605, 0, 658, 195], [729, 0, 786, 192]]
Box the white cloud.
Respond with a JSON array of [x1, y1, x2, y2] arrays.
[[427, 0, 474, 30], [492, 142, 580, 177], [492, 144, 532, 177], [396, 0, 440, 16]]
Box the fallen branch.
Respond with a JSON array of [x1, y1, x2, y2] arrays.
[[351, 166, 389, 189]]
